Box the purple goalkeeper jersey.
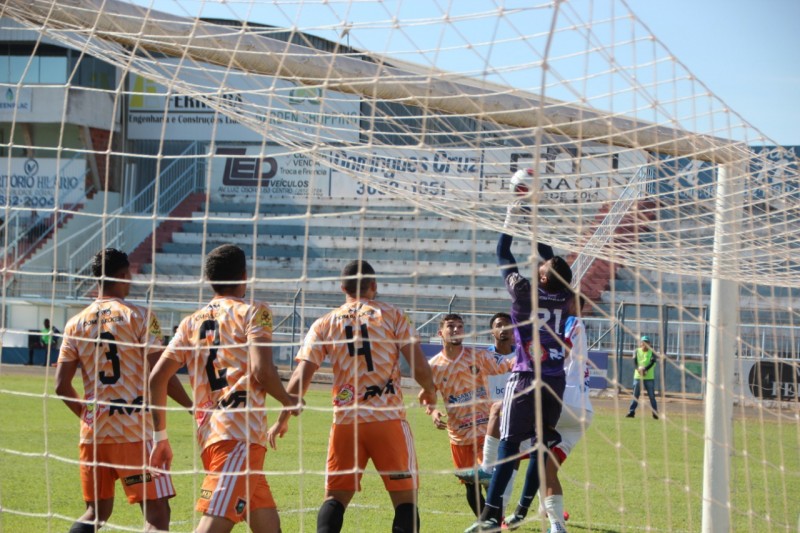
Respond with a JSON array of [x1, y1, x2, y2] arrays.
[[505, 271, 573, 376]]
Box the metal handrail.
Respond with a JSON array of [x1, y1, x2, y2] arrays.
[[69, 143, 202, 296]]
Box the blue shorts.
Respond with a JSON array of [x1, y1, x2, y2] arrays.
[[499, 372, 566, 447]]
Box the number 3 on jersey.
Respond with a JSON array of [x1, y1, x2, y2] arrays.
[[98, 331, 121, 385], [199, 319, 227, 391], [344, 323, 374, 371]]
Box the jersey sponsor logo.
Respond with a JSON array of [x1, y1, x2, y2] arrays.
[[82, 393, 95, 425], [124, 473, 152, 486], [258, 309, 273, 329], [362, 379, 396, 401], [333, 384, 355, 407], [149, 314, 162, 338], [447, 387, 488, 405], [457, 414, 489, 431], [217, 390, 248, 410], [195, 400, 213, 428], [108, 395, 147, 416]]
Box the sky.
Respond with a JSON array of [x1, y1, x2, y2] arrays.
[[125, 0, 800, 146], [629, 0, 800, 146]]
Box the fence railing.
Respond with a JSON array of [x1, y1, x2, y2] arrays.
[[69, 142, 202, 296]]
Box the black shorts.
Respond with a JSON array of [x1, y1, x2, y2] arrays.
[[499, 371, 566, 447]]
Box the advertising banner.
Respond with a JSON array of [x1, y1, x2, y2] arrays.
[[0, 157, 85, 208], [0, 87, 33, 115], [735, 358, 799, 402], [127, 59, 360, 143], [209, 145, 330, 201]]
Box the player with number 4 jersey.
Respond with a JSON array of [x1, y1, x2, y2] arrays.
[[268, 260, 437, 533], [149, 244, 299, 533], [56, 248, 192, 533]]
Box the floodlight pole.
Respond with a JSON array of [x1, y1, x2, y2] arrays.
[[701, 163, 741, 532]]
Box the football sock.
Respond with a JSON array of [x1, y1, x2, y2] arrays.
[[485, 439, 519, 508], [502, 468, 518, 516], [518, 455, 545, 510], [317, 499, 345, 533], [481, 436, 500, 474], [392, 503, 419, 533], [465, 482, 485, 517], [545, 495, 566, 532]]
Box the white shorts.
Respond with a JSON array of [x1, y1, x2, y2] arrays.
[[553, 403, 593, 459]]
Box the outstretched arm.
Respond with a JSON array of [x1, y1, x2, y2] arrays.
[[497, 233, 554, 281], [497, 233, 518, 280]]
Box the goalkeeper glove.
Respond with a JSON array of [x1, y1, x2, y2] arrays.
[[504, 199, 531, 229]]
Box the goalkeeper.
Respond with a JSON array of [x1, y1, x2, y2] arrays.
[[467, 168, 575, 533]]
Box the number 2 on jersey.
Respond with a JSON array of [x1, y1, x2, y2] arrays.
[[199, 319, 227, 391]]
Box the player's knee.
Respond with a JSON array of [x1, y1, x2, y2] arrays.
[[392, 502, 419, 533], [549, 445, 567, 466], [69, 523, 96, 533], [317, 498, 346, 533]]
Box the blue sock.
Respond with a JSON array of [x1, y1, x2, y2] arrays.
[[485, 440, 520, 510], [518, 454, 545, 510]]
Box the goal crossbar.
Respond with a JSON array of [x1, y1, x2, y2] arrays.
[[5, 0, 748, 163]]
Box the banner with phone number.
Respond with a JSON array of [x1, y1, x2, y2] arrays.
[[0, 157, 85, 209]]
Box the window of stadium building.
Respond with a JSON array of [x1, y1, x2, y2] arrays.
[[0, 44, 114, 89]]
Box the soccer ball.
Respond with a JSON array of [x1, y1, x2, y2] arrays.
[[510, 168, 533, 195]]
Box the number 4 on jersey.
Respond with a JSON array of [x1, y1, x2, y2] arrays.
[[344, 324, 374, 371]]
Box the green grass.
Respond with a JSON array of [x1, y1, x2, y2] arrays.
[[0, 372, 798, 532]]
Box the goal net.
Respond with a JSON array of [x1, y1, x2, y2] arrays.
[[0, 0, 797, 531]]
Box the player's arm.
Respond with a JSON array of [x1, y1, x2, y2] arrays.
[[250, 337, 299, 410], [267, 358, 318, 449], [402, 340, 436, 408], [148, 354, 183, 472], [147, 350, 192, 409], [54, 359, 82, 418]]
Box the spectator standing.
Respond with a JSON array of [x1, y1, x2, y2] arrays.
[[626, 335, 659, 419]]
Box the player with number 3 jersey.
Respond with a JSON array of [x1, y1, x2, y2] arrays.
[[56, 248, 192, 533], [268, 260, 437, 533]]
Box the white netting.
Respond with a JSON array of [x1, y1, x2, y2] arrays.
[[0, 0, 797, 531]]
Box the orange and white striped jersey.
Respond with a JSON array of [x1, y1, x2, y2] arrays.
[[297, 298, 414, 425], [162, 296, 273, 451], [58, 297, 163, 445], [429, 347, 511, 445]]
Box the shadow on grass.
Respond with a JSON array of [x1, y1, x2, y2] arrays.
[[568, 524, 621, 533]]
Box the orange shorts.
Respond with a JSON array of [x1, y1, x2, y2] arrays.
[[326, 419, 418, 492], [79, 441, 175, 504], [450, 436, 485, 470], [197, 440, 275, 523]]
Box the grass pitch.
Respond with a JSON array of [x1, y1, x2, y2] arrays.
[[0, 369, 797, 532]]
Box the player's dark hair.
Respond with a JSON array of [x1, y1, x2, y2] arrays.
[[205, 244, 246, 294], [438, 313, 464, 329], [91, 248, 130, 286], [489, 312, 511, 329], [543, 255, 573, 293], [341, 260, 376, 297]]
